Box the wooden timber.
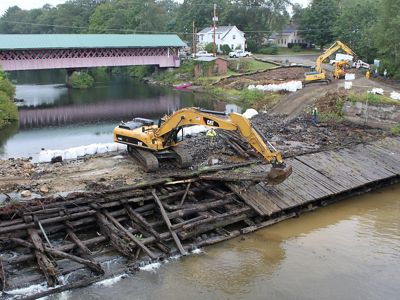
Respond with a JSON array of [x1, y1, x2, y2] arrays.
[[0, 137, 398, 299]]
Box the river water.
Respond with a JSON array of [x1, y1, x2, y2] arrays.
[[56, 183, 399, 300], [0, 70, 240, 160]]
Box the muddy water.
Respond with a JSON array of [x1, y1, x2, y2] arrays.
[[60, 184, 400, 300]]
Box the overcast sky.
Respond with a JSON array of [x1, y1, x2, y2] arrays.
[[0, 0, 310, 17]]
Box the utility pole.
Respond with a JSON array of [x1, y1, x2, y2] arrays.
[[192, 21, 196, 58], [213, 3, 217, 57]]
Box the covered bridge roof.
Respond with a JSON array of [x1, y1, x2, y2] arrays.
[[0, 34, 186, 50]]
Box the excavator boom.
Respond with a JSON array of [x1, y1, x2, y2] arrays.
[[114, 107, 292, 184], [305, 40, 358, 84]]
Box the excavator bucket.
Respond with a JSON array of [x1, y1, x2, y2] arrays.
[[267, 164, 293, 185]]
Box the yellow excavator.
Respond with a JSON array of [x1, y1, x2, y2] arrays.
[[305, 40, 357, 85], [114, 107, 292, 184]]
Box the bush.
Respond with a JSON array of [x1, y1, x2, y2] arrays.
[[221, 44, 231, 55], [228, 59, 251, 73], [257, 46, 278, 55], [205, 43, 214, 53], [391, 124, 400, 135], [69, 71, 94, 89], [0, 90, 18, 128], [128, 66, 154, 79], [292, 45, 302, 52]]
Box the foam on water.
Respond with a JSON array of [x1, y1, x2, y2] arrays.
[[94, 274, 128, 287], [139, 262, 162, 272]]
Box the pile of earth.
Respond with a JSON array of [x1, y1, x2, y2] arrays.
[[314, 90, 349, 114], [217, 66, 307, 90]]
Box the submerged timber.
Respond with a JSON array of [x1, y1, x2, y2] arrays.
[[0, 137, 399, 299]]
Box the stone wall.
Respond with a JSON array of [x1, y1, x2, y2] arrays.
[[343, 101, 400, 128]]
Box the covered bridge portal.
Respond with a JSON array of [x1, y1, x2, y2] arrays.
[[0, 34, 185, 71]]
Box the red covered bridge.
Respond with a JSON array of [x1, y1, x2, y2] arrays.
[[0, 34, 185, 71]]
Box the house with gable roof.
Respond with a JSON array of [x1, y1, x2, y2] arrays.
[[197, 25, 246, 52], [269, 23, 307, 47]]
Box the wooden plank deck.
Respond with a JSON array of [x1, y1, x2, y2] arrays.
[[231, 138, 400, 216]]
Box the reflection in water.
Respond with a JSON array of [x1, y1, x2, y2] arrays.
[[0, 122, 19, 156], [63, 184, 400, 300], [0, 70, 227, 159]]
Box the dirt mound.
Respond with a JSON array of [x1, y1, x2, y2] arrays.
[[218, 66, 307, 90], [315, 90, 348, 113]]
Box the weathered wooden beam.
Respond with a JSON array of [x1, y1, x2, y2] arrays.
[[180, 183, 191, 206], [152, 190, 187, 256], [26, 228, 59, 287], [124, 205, 161, 241], [0, 259, 5, 292], [102, 210, 158, 260]]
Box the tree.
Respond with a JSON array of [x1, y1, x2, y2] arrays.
[[333, 0, 378, 61], [299, 0, 339, 49], [374, 0, 400, 78]]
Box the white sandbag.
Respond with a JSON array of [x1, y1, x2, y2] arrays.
[[345, 73, 355, 81], [38, 150, 53, 163], [106, 143, 119, 152], [96, 144, 108, 154], [390, 91, 400, 100], [181, 125, 207, 136], [84, 144, 98, 155], [63, 149, 78, 160], [344, 81, 353, 90], [369, 88, 384, 95], [249, 81, 303, 93], [242, 108, 258, 119], [117, 143, 127, 151], [74, 146, 86, 157]]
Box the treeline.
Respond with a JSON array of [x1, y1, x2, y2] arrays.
[[0, 0, 289, 51], [298, 0, 400, 78]]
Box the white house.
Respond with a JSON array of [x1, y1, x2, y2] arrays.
[[270, 23, 306, 47], [197, 25, 246, 52]]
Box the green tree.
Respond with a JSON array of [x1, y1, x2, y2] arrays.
[[299, 0, 339, 49], [333, 0, 378, 61], [374, 0, 400, 78]]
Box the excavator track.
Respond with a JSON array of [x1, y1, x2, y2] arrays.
[[171, 145, 193, 168], [127, 145, 159, 172]]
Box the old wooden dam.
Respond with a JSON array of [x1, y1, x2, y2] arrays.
[[0, 137, 399, 299]]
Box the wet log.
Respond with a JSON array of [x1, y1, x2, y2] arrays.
[[124, 205, 161, 241], [167, 198, 233, 219], [102, 210, 158, 260], [26, 228, 59, 287], [8, 237, 104, 275], [152, 190, 187, 256], [0, 259, 5, 291], [95, 212, 136, 258]]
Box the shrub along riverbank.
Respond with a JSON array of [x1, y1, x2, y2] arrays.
[[0, 70, 18, 129]]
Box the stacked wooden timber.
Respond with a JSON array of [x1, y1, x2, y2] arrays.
[[0, 137, 399, 299]]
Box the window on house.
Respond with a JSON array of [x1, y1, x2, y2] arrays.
[[231, 44, 234, 49], [285, 39, 287, 44], [233, 34, 236, 40], [218, 34, 221, 39], [200, 35, 203, 41]]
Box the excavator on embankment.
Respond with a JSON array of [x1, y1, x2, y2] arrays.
[[113, 107, 292, 184], [304, 40, 358, 85]]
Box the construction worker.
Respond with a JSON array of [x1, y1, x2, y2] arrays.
[[206, 127, 217, 145], [312, 106, 318, 125], [366, 69, 371, 79]]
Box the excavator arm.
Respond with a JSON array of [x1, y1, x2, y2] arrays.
[[314, 40, 357, 73], [114, 107, 292, 183], [155, 108, 285, 165]]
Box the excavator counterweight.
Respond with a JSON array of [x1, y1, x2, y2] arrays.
[[114, 107, 292, 184]]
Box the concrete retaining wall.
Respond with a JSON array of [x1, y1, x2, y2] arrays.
[[343, 101, 400, 128]]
